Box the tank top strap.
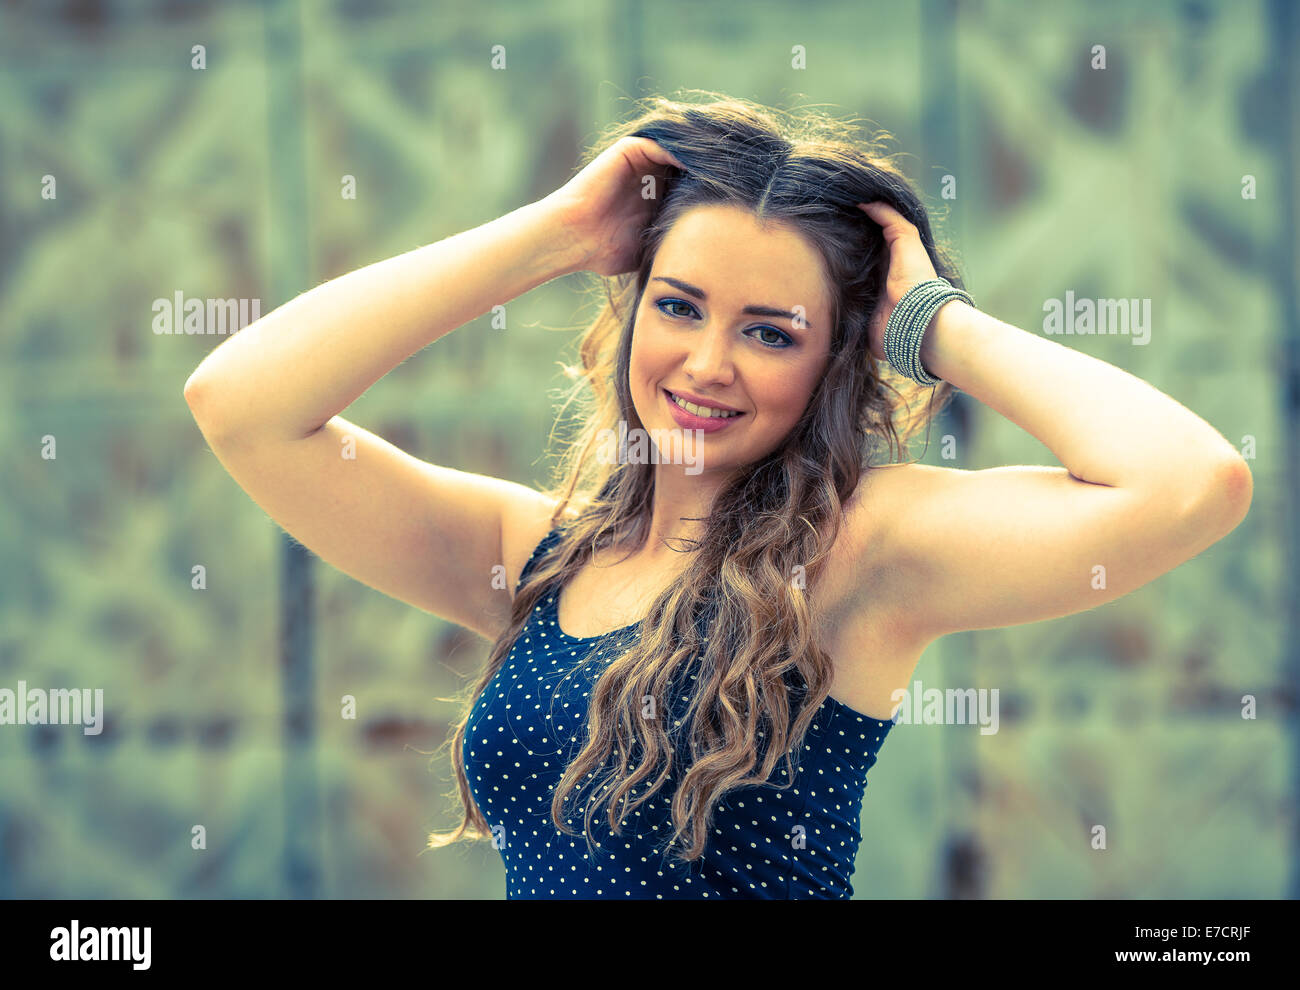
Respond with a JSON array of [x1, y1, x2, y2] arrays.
[[516, 524, 566, 592]]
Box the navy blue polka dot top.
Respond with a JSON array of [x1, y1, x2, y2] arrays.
[[462, 525, 895, 899]]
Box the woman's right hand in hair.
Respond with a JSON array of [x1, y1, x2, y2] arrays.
[[544, 136, 686, 277]]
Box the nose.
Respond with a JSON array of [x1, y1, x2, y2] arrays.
[[680, 323, 736, 388]]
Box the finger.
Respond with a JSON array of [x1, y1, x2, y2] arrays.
[[857, 200, 913, 228], [857, 201, 921, 249], [629, 136, 686, 172], [857, 200, 901, 214]]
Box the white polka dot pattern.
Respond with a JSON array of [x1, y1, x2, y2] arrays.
[[462, 527, 894, 899]]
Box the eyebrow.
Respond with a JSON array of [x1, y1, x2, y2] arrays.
[[651, 276, 815, 332]]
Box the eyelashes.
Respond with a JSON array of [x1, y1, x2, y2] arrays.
[[654, 298, 794, 349]]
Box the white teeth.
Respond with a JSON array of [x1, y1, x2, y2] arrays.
[[669, 392, 740, 418]]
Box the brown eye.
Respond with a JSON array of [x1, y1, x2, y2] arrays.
[[746, 326, 793, 349], [656, 299, 696, 319], [751, 327, 790, 347]]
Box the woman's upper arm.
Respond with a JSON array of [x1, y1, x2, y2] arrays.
[[191, 411, 559, 641], [843, 462, 1242, 644]]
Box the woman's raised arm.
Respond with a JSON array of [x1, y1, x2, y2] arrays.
[[184, 197, 585, 442], [843, 201, 1251, 646], [180, 198, 588, 638]]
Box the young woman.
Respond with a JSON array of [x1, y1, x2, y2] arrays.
[[183, 93, 1253, 899]]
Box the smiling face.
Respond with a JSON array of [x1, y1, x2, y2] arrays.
[[629, 203, 834, 475]]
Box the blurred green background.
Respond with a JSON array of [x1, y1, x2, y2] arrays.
[[0, 0, 1294, 899]]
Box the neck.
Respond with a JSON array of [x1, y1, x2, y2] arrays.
[[634, 462, 735, 555]]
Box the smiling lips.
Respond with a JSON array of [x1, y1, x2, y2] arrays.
[[666, 390, 741, 417], [663, 389, 746, 433]]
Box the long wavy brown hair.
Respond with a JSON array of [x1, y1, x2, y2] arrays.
[[427, 90, 967, 866]]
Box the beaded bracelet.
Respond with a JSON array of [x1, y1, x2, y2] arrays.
[[882, 277, 976, 386]]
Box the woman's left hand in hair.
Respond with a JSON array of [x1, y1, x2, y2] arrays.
[[857, 201, 939, 363]]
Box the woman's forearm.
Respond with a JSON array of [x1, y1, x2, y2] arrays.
[[184, 196, 583, 441], [920, 301, 1247, 501]]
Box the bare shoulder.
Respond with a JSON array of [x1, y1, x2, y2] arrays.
[[840, 459, 970, 554], [821, 461, 939, 640], [500, 490, 581, 601], [844, 460, 924, 514], [834, 461, 928, 566]]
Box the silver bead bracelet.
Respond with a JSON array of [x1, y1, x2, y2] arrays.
[[882, 277, 976, 386]]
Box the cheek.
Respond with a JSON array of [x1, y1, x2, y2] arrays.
[[629, 329, 678, 398], [627, 326, 664, 406], [753, 370, 809, 417], [628, 321, 652, 373], [743, 367, 822, 440]]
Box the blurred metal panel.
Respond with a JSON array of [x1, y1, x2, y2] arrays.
[[1268, 0, 1300, 901], [264, 0, 321, 900]]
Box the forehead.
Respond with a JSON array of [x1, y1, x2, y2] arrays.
[[652, 204, 831, 321]]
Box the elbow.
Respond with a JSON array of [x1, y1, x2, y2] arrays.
[[1185, 454, 1253, 541], [183, 370, 208, 418], [1213, 454, 1253, 533], [183, 371, 228, 439]]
